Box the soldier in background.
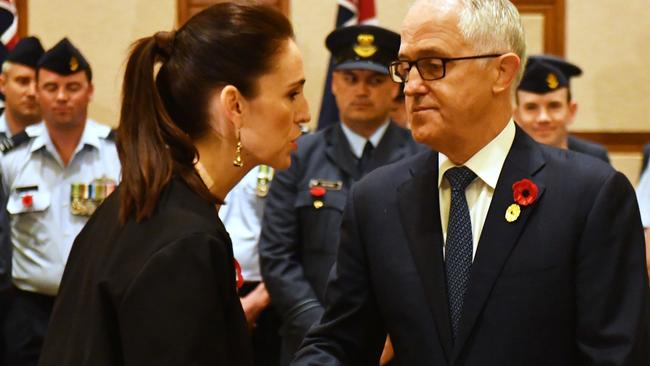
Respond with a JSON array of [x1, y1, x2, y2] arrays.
[[1, 38, 120, 366], [0, 36, 44, 363], [514, 55, 609, 162], [259, 24, 423, 365]]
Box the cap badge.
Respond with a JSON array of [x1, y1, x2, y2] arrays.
[[546, 73, 559, 89], [69, 56, 79, 72], [353, 33, 377, 58]]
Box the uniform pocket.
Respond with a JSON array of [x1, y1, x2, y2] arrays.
[[7, 190, 50, 214], [294, 189, 348, 254]]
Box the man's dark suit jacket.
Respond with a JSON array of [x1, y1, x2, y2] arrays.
[[38, 178, 252, 366], [567, 135, 610, 163], [292, 128, 648, 365], [260, 122, 424, 361]]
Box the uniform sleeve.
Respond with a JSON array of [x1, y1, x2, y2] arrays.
[[577, 171, 649, 364], [118, 233, 250, 366], [259, 156, 324, 334], [292, 183, 385, 365]]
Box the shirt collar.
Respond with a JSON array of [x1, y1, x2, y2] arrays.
[[438, 119, 516, 189], [28, 119, 109, 154], [0, 113, 9, 136], [340, 120, 390, 158]]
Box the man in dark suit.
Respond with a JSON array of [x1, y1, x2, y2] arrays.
[[259, 24, 423, 365], [292, 0, 648, 365], [514, 54, 610, 162]]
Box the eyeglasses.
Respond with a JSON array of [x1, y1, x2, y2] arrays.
[[388, 54, 503, 83]]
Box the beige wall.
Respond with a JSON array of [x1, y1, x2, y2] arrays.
[[26, 0, 650, 180], [28, 0, 176, 127]]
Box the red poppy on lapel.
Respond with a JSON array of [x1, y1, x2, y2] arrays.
[[234, 259, 244, 289], [512, 179, 539, 206]]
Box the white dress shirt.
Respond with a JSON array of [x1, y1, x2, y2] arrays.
[[219, 166, 270, 282], [340, 120, 390, 158], [1, 120, 121, 295], [636, 168, 650, 227], [438, 120, 516, 260]]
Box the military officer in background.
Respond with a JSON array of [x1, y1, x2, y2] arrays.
[[0, 36, 44, 362], [259, 24, 423, 365], [1, 38, 120, 366], [514, 55, 610, 162]]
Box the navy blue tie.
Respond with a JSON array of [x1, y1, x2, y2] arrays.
[[358, 141, 374, 175], [444, 166, 477, 341]]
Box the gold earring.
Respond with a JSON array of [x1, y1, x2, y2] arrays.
[[233, 131, 243, 168]]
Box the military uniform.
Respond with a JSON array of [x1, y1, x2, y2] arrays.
[[260, 122, 423, 363], [567, 135, 609, 163]]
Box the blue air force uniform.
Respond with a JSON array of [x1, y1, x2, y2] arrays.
[[2, 120, 120, 296]]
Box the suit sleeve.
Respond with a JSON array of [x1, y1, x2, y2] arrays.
[[576, 171, 649, 365], [291, 184, 386, 365], [118, 233, 250, 366], [259, 156, 324, 334]]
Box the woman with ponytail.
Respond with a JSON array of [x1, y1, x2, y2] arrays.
[[38, 3, 309, 365]]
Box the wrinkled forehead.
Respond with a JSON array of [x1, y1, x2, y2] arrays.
[[399, 1, 466, 58]]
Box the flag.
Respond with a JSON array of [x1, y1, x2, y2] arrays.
[[0, 0, 18, 50], [317, 0, 377, 130]]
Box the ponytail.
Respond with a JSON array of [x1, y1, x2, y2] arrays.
[[117, 33, 216, 224]]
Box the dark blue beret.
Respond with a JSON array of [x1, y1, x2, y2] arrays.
[[7, 36, 44, 69], [37, 38, 91, 80], [518, 55, 582, 94]]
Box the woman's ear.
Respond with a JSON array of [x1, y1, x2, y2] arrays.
[[220, 85, 244, 130]]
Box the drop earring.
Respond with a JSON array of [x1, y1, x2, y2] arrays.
[[233, 130, 243, 168]]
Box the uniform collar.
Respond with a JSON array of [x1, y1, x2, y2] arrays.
[[340, 120, 390, 158], [28, 119, 110, 154], [438, 119, 516, 190], [0, 112, 10, 136]]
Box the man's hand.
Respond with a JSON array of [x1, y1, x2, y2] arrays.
[[240, 283, 271, 330]]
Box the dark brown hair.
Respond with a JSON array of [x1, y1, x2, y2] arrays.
[[117, 2, 294, 223]]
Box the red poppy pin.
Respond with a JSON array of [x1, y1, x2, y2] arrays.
[[505, 178, 538, 223], [234, 259, 244, 289], [21, 194, 33, 208], [310, 186, 326, 209]]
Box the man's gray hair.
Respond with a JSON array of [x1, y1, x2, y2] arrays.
[[456, 0, 526, 82], [414, 0, 527, 82]]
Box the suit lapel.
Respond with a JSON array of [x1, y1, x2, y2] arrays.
[[451, 128, 547, 362], [397, 151, 454, 361], [324, 124, 359, 179]]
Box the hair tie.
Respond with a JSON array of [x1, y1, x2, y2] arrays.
[[154, 31, 176, 59]]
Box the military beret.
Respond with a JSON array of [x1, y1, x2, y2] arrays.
[[518, 55, 582, 94], [37, 38, 92, 80], [326, 24, 400, 75], [6, 36, 44, 69]]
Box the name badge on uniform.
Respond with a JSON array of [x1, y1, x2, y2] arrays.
[[308, 179, 343, 191], [70, 176, 117, 216]]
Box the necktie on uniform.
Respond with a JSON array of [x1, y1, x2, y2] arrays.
[[358, 141, 374, 176], [443, 166, 477, 342]]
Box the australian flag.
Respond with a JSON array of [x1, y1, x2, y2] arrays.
[[317, 0, 377, 130]]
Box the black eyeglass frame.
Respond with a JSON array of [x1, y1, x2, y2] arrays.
[[388, 53, 504, 83]]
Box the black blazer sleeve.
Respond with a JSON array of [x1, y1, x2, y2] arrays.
[[118, 233, 251, 366], [575, 171, 648, 364], [291, 184, 386, 365]]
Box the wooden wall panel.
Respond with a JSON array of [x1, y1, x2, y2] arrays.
[[177, 0, 289, 26]]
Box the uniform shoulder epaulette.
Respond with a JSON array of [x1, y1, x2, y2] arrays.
[[0, 130, 32, 154]]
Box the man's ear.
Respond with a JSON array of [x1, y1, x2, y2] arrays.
[[567, 99, 578, 126], [493, 53, 520, 94], [220, 85, 244, 130], [0, 73, 6, 95]]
